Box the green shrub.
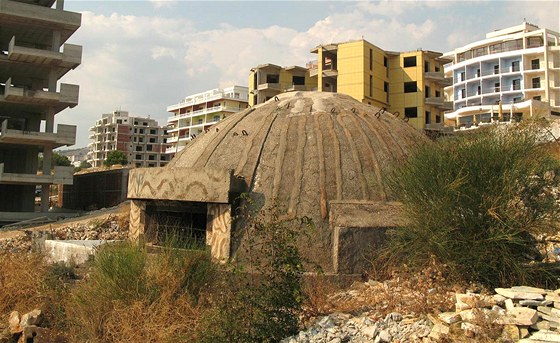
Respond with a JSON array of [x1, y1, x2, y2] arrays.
[[199, 212, 310, 342], [382, 123, 560, 287]]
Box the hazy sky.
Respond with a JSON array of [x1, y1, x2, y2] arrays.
[[57, 0, 560, 147]]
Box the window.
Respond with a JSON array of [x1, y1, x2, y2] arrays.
[[143, 122, 147, 126], [532, 77, 540, 88], [531, 59, 540, 70], [133, 137, 137, 142], [494, 82, 500, 92], [403, 56, 416, 67], [460, 71, 465, 81], [234, 92, 240, 99], [135, 146, 142, 152], [384, 82, 389, 102], [292, 75, 305, 85], [134, 121, 138, 125], [513, 97, 522, 103], [369, 49, 373, 71], [134, 128, 138, 133], [425, 85, 430, 98], [149, 137, 156, 143], [533, 96, 542, 101], [494, 65, 499, 74], [150, 129, 156, 134], [383, 56, 388, 67], [266, 74, 279, 83], [424, 61, 430, 73], [369, 75, 373, 97], [477, 86, 481, 95], [139, 129, 144, 134], [161, 155, 167, 161], [435, 65, 440, 72], [436, 114, 441, 123], [460, 88, 466, 99], [425, 111, 431, 125], [476, 68, 481, 77], [117, 120, 122, 124], [405, 107, 418, 118], [148, 155, 155, 161], [404, 81, 417, 93], [435, 90, 441, 97], [511, 61, 520, 72], [135, 154, 141, 160], [147, 145, 153, 151], [512, 79, 521, 90]]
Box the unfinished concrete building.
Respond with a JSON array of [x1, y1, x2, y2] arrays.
[[0, 0, 81, 216], [128, 91, 427, 274]]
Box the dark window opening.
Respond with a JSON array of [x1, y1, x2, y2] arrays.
[[148, 155, 155, 160], [147, 145, 153, 151], [512, 79, 521, 91], [424, 61, 430, 73], [369, 75, 373, 97], [292, 76, 305, 85], [149, 137, 156, 143], [403, 56, 416, 67], [405, 107, 418, 118], [425, 86, 430, 98], [266, 74, 279, 83], [435, 114, 441, 123], [150, 129, 156, 134], [425, 111, 431, 124], [369, 49, 373, 71], [532, 77, 540, 88], [531, 59, 540, 70], [383, 56, 388, 67], [135, 154, 141, 160], [533, 95, 542, 101], [404, 81, 417, 93]]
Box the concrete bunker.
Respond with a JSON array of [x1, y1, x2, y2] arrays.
[[128, 91, 427, 273]]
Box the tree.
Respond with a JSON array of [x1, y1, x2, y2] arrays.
[[79, 160, 92, 169], [104, 150, 128, 166], [38, 152, 72, 170]]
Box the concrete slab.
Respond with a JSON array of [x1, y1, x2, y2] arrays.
[[44, 239, 118, 265]]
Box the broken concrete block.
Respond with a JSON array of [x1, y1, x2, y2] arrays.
[[519, 326, 530, 338], [511, 286, 546, 294], [438, 312, 461, 325], [520, 299, 553, 307], [495, 288, 544, 300], [499, 307, 538, 326]]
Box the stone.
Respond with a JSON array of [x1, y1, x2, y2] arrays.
[[362, 325, 378, 338], [547, 294, 560, 302], [8, 311, 21, 334], [494, 294, 508, 305], [532, 321, 551, 330], [520, 326, 530, 338], [428, 323, 449, 341], [456, 293, 497, 310], [378, 330, 391, 342], [495, 288, 544, 301], [511, 286, 546, 294], [500, 307, 538, 326], [505, 298, 515, 311], [501, 324, 520, 341], [438, 312, 461, 324], [461, 322, 482, 336], [528, 330, 560, 342], [520, 299, 553, 307], [555, 302, 560, 309], [19, 309, 43, 328], [540, 312, 560, 324]]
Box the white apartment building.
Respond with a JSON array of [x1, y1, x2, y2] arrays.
[[443, 22, 560, 128], [88, 110, 170, 168], [166, 86, 248, 156]]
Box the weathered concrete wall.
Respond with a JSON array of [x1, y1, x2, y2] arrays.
[[206, 203, 231, 262], [44, 240, 116, 265], [330, 201, 407, 274], [60, 168, 128, 210], [128, 167, 244, 203]]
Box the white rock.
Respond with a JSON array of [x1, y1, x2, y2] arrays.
[[511, 286, 546, 294], [505, 298, 515, 311], [378, 330, 391, 342], [438, 312, 461, 324], [495, 288, 544, 300], [499, 307, 538, 326], [527, 330, 560, 342]]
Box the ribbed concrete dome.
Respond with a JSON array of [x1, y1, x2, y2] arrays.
[[167, 91, 427, 225]]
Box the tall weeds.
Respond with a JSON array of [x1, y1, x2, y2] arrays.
[[382, 123, 560, 287]]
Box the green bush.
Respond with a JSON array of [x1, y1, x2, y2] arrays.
[[383, 123, 560, 287], [199, 212, 310, 342]]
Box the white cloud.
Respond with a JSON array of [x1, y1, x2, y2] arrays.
[[149, 0, 177, 9]]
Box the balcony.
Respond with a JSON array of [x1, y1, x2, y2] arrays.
[[425, 97, 453, 110], [165, 145, 185, 154], [0, 0, 81, 38], [0, 120, 76, 147], [285, 84, 307, 91], [322, 69, 338, 78], [166, 105, 239, 122], [257, 83, 281, 91], [1, 77, 79, 108], [7, 36, 82, 70], [0, 163, 73, 185]]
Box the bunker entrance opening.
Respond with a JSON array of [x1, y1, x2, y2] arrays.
[[145, 201, 207, 249]]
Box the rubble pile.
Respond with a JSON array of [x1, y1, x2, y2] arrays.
[[0, 215, 128, 253], [5, 309, 59, 343], [433, 286, 560, 342]]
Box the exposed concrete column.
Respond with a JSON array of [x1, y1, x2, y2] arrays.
[[56, 0, 64, 10]]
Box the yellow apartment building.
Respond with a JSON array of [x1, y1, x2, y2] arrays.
[[248, 64, 317, 106], [310, 39, 452, 129]]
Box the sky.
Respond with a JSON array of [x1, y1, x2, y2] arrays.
[[57, 0, 560, 148]]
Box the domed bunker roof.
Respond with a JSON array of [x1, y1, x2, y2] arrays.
[[167, 91, 426, 221]]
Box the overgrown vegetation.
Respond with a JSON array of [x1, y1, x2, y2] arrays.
[[382, 122, 560, 287], [104, 150, 128, 166], [199, 211, 310, 342]]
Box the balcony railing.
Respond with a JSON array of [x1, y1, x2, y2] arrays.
[[0, 164, 73, 186], [257, 83, 281, 91], [8, 36, 82, 70], [167, 105, 240, 122], [1, 78, 79, 108]]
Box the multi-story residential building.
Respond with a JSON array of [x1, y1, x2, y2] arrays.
[[443, 22, 560, 128], [88, 110, 170, 168], [310, 39, 452, 129], [248, 64, 317, 106], [0, 0, 81, 213], [166, 86, 248, 155]]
